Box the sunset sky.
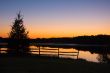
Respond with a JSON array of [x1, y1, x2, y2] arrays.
[[0, 0, 110, 38]]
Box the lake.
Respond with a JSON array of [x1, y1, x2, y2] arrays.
[[0, 43, 110, 63], [29, 46, 99, 62]]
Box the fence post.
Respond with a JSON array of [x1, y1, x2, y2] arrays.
[[39, 46, 40, 56], [58, 48, 59, 57], [77, 50, 79, 59]]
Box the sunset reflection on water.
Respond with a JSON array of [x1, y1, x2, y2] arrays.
[[29, 46, 99, 62]]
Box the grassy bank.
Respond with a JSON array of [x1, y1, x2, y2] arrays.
[[0, 55, 110, 73]]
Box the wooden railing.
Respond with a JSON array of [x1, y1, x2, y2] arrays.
[[30, 46, 79, 59], [0, 46, 79, 59]]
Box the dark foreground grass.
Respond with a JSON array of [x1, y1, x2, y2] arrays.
[[0, 55, 110, 73]]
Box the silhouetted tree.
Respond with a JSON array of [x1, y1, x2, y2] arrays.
[[9, 12, 28, 39], [8, 12, 29, 55]]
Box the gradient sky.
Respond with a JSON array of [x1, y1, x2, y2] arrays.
[[0, 0, 110, 38]]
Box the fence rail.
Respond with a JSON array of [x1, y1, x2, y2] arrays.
[[0, 46, 79, 59], [30, 46, 79, 59]]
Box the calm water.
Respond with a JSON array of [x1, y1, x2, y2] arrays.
[[29, 46, 99, 62], [0, 45, 110, 63]]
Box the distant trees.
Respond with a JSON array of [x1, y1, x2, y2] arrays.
[[34, 35, 110, 44]]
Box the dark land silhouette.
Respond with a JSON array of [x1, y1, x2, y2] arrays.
[[1, 35, 110, 47], [34, 35, 110, 45]]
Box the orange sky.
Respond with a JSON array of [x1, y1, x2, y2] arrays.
[[0, 0, 110, 38], [0, 16, 110, 38]]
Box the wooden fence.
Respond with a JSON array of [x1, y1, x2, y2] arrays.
[[29, 46, 79, 59], [0, 46, 79, 59]]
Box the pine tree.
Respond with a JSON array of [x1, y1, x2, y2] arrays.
[[8, 12, 29, 55], [9, 12, 28, 39]]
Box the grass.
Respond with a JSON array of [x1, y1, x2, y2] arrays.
[[0, 55, 110, 73]]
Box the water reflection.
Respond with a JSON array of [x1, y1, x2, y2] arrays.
[[97, 48, 110, 63], [29, 46, 110, 63], [29, 46, 99, 62], [78, 51, 99, 62], [0, 45, 110, 63], [0, 48, 8, 53]]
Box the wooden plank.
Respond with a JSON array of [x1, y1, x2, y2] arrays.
[[30, 48, 58, 50], [40, 51, 58, 53], [29, 51, 39, 52], [59, 52, 78, 53], [59, 54, 78, 56], [0, 50, 7, 51], [40, 48, 58, 50], [39, 54, 58, 56], [30, 51, 58, 53]]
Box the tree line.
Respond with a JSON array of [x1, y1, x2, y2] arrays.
[[29, 35, 110, 45]]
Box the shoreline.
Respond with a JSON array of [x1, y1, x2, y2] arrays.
[[35, 43, 109, 47]]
